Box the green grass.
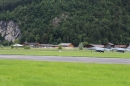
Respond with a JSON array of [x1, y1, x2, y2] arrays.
[[0, 47, 130, 58], [0, 60, 130, 86]]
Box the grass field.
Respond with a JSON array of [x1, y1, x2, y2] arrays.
[[0, 60, 130, 86], [0, 47, 130, 58]]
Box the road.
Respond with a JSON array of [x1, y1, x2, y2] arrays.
[[0, 55, 130, 64]]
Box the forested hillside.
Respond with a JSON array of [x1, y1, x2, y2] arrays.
[[0, 0, 130, 46]]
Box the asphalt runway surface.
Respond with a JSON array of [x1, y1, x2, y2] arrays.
[[0, 55, 130, 64]]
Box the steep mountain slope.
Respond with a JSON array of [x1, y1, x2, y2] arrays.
[[0, 0, 130, 46], [0, 21, 21, 42]]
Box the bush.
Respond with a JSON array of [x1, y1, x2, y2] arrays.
[[78, 42, 83, 50], [11, 45, 14, 49], [24, 46, 31, 49], [0, 44, 3, 49], [58, 45, 62, 50]]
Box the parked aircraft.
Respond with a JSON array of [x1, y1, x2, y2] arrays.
[[87, 47, 109, 53], [94, 47, 105, 53], [126, 46, 130, 51], [86, 44, 130, 53], [111, 47, 130, 52], [13, 44, 23, 47], [115, 48, 125, 53]]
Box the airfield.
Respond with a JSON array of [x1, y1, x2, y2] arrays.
[[0, 47, 130, 86], [0, 46, 130, 64]]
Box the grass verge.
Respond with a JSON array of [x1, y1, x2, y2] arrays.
[[0, 60, 130, 86], [0, 47, 130, 58]]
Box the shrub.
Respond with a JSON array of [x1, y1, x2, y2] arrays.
[[78, 42, 83, 50], [24, 46, 31, 49], [0, 44, 3, 49], [11, 45, 14, 49], [58, 45, 62, 50]]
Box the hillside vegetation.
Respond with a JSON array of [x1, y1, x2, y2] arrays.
[[0, 0, 130, 46]]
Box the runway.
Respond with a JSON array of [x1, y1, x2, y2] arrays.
[[0, 55, 130, 64]]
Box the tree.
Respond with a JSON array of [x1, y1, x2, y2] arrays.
[[35, 34, 40, 42], [78, 42, 83, 50], [0, 0, 130, 45], [58, 45, 62, 50], [83, 42, 88, 47]]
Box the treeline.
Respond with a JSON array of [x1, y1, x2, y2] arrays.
[[0, 0, 130, 46]]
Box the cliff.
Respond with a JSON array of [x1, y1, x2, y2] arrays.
[[0, 21, 21, 42]]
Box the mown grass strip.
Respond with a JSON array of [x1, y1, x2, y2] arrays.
[[0, 47, 130, 58], [0, 60, 130, 86]]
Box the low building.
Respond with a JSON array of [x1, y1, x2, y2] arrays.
[[85, 44, 104, 48], [114, 45, 126, 48], [23, 42, 39, 48], [39, 44, 58, 48], [59, 43, 74, 49]]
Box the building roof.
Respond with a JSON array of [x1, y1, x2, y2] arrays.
[[90, 44, 104, 48], [114, 45, 126, 48], [39, 44, 55, 47], [60, 43, 72, 45], [24, 42, 39, 46], [107, 42, 114, 45], [59, 43, 72, 46]]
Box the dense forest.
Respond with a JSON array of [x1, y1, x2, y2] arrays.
[[0, 0, 130, 46]]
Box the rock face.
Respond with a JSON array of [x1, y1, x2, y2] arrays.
[[52, 13, 68, 26], [0, 21, 21, 42]]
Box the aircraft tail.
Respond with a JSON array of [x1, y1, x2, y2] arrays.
[[106, 45, 111, 49]]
